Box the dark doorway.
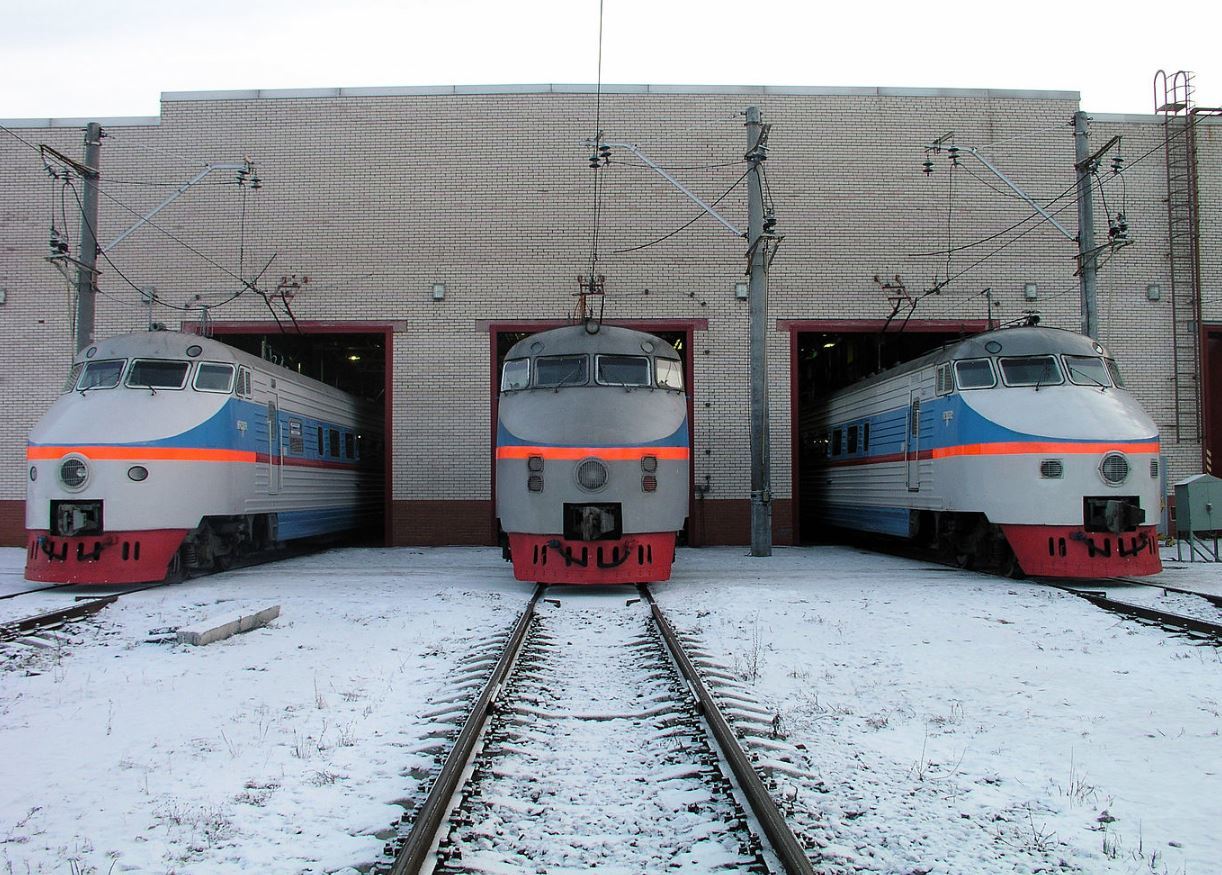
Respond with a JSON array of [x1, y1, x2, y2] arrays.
[[789, 320, 988, 544], [1205, 327, 1222, 475], [206, 323, 393, 545]]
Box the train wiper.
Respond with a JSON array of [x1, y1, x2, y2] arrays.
[[1071, 367, 1108, 392], [133, 383, 157, 395]]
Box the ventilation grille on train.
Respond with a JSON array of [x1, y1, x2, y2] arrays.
[[1040, 459, 1064, 479], [1150, 457, 1159, 479]]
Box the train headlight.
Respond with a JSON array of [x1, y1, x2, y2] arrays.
[[29, 466, 37, 482], [576, 458, 608, 492], [527, 474, 544, 492], [641, 455, 658, 473], [127, 465, 149, 482], [59, 457, 88, 490], [1099, 452, 1130, 485], [527, 455, 544, 473]]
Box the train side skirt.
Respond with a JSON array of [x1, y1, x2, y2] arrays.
[[1002, 523, 1162, 577], [507, 532, 675, 584], [24, 529, 188, 584]]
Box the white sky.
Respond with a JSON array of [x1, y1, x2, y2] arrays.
[[0, 0, 1216, 119]]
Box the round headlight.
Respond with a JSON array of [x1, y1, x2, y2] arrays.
[[29, 466, 37, 482], [576, 458, 608, 492], [59, 458, 88, 489], [1100, 452, 1129, 485], [127, 465, 149, 482]]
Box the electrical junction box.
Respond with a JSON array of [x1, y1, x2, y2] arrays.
[[1174, 473, 1222, 536]]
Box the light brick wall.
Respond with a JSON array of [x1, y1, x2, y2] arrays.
[[0, 86, 1212, 542]]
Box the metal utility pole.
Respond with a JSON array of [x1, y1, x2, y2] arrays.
[[1073, 111, 1099, 339], [746, 106, 772, 557], [75, 122, 102, 353]]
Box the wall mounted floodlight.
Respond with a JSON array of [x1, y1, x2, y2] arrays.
[[431, 283, 446, 301], [734, 282, 748, 300], [1146, 283, 1162, 301], [1023, 282, 1038, 301]]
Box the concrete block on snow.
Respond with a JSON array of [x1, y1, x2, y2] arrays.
[[177, 605, 281, 646]]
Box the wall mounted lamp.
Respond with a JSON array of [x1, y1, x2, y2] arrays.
[[1023, 282, 1038, 301], [734, 282, 748, 300], [431, 282, 446, 301], [1146, 283, 1162, 301]]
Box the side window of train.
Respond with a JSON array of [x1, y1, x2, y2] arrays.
[[344, 433, 355, 460], [1063, 355, 1112, 388], [194, 362, 236, 393], [329, 428, 341, 458], [501, 358, 529, 391], [863, 422, 870, 452], [62, 363, 83, 393], [935, 363, 954, 395], [831, 428, 843, 457], [954, 358, 996, 390], [317, 426, 325, 456], [288, 419, 304, 455], [847, 425, 859, 454], [910, 398, 921, 436], [234, 366, 253, 398], [656, 358, 683, 390], [1105, 358, 1125, 387], [534, 355, 588, 387]]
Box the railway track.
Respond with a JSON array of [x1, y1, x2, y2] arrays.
[[1042, 576, 1222, 642], [378, 585, 815, 875], [0, 580, 178, 644]]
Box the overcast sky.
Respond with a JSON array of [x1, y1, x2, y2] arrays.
[[0, 0, 1215, 119]]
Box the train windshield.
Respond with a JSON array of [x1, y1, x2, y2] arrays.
[[535, 355, 588, 387], [596, 355, 650, 387], [501, 358, 529, 391], [194, 362, 236, 393], [954, 358, 996, 389], [998, 355, 1064, 387], [656, 358, 683, 390], [127, 359, 189, 389], [77, 359, 125, 390], [1105, 358, 1125, 387], [1063, 355, 1111, 388]]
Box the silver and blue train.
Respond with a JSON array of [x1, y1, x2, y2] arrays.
[[26, 330, 383, 584], [806, 325, 1162, 577], [495, 323, 690, 584]]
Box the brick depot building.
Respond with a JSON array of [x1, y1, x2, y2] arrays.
[[1, 84, 1218, 547]]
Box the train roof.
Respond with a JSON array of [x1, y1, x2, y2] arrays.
[[847, 325, 1113, 393], [505, 323, 681, 360]]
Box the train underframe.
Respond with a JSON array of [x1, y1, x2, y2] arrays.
[[25, 514, 283, 585], [912, 509, 1161, 578]]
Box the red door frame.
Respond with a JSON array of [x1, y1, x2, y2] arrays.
[[1203, 323, 1222, 474], [183, 320, 399, 546], [486, 319, 706, 545], [781, 318, 990, 544]]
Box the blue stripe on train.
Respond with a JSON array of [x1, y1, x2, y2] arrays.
[[820, 504, 911, 537]]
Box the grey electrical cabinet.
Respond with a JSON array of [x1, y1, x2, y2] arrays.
[[1174, 473, 1222, 561]]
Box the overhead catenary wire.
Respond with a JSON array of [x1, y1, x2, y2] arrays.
[[610, 168, 749, 255]]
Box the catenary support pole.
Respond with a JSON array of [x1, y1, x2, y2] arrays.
[[746, 106, 772, 556], [1073, 111, 1099, 339], [75, 122, 102, 353]]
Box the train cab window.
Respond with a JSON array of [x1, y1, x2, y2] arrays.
[[847, 425, 859, 454], [535, 355, 588, 387], [596, 355, 650, 387], [501, 358, 529, 391], [344, 433, 355, 460], [954, 358, 996, 389], [935, 363, 954, 395], [77, 359, 125, 391], [1105, 358, 1125, 387], [194, 362, 236, 393], [329, 429, 341, 458], [1063, 355, 1112, 388], [656, 358, 683, 390], [62, 363, 83, 393], [999, 355, 1064, 387], [127, 359, 189, 390], [831, 429, 843, 456], [237, 367, 253, 398]]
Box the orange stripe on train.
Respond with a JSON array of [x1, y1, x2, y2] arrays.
[[497, 446, 690, 461], [931, 441, 1160, 459], [27, 446, 257, 463]]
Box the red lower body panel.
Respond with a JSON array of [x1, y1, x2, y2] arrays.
[[1002, 524, 1161, 578], [25, 529, 188, 584], [508, 532, 676, 584]]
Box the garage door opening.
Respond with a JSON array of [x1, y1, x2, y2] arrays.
[[207, 324, 393, 546], [790, 320, 988, 544]]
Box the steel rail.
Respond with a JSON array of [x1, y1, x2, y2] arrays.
[[0, 596, 118, 643], [640, 585, 815, 875], [1048, 584, 1222, 640], [1110, 576, 1222, 609], [389, 583, 544, 875], [0, 583, 74, 601]]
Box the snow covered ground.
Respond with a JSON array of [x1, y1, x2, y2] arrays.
[[0, 545, 1218, 874]]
